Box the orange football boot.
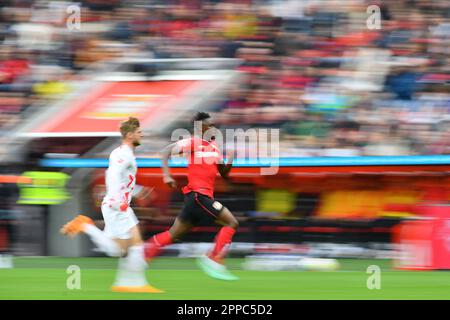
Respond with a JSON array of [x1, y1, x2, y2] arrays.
[[60, 215, 94, 237], [111, 284, 164, 293]]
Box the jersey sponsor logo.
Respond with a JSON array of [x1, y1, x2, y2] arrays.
[[194, 151, 219, 158], [212, 201, 223, 211], [198, 143, 219, 152]]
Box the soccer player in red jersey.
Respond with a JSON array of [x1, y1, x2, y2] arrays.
[[144, 112, 239, 280]]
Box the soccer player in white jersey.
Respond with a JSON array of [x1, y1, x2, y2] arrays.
[[60, 117, 162, 293]]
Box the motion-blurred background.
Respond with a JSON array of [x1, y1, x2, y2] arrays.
[[1, 0, 450, 270]]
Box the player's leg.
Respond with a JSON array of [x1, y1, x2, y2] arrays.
[[112, 223, 163, 293], [61, 202, 145, 257], [192, 195, 239, 280], [144, 192, 197, 260], [169, 217, 193, 240], [187, 193, 239, 262], [112, 221, 144, 251], [60, 214, 123, 257], [144, 217, 192, 260], [209, 206, 239, 263], [119, 224, 144, 273]]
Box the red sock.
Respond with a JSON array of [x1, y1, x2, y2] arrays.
[[209, 226, 236, 262], [144, 231, 173, 260]]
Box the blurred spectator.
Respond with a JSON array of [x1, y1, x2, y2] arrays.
[[0, 0, 449, 157]]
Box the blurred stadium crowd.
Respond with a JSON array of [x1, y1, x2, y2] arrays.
[[1, 0, 450, 157]]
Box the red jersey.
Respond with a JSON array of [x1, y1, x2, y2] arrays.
[[176, 137, 222, 198]]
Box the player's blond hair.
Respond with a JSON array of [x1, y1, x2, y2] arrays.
[[120, 117, 140, 138]]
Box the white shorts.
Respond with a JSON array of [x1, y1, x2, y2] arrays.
[[101, 203, 139, 240]]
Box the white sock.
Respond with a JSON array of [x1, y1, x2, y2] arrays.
[[113, 245, 149, 287], [84, 224, 122, 257], [126, 245, 147, 272]]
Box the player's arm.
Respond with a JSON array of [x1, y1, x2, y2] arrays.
[[161, 138, 193, 188], [218, 149, 234, 179], [132, 184, 152, 199], [161, 142, 181, 188], [132, 185, 153, 207], [106, 154, 130, 211]]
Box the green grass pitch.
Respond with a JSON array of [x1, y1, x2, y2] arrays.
[[0, 257, 450, 300]]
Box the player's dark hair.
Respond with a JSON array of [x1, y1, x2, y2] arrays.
[[120, 117, 140, 138], [193, 112, 210, 123]]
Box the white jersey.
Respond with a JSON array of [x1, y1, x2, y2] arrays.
[[102, 144, 141, 210]]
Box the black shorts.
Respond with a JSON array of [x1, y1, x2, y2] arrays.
[[179, 192, 225, 224]]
